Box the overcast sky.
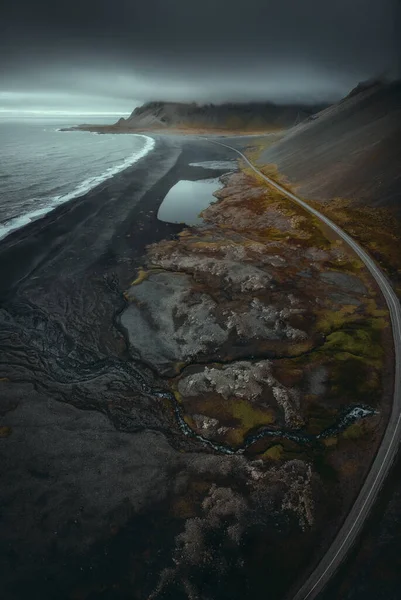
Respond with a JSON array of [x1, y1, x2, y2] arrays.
[[0, 0, 399, 114]]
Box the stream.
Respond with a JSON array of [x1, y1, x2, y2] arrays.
[[153, 388, 376, 455]]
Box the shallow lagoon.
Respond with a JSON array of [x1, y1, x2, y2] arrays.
[[157, 178, 222, 225]]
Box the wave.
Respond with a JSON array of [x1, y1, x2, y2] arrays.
[[0, 134, 155, 242]]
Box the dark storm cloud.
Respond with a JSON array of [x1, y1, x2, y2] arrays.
[[0, 0, 399, 110]]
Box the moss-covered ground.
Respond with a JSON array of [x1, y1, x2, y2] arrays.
[[126, 152, 391, 530]]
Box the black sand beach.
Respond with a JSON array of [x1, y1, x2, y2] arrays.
[[0, 135, 240, 599]]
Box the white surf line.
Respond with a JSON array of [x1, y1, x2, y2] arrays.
[[0, 134, 155, 242], [208, 139, 401, 600]]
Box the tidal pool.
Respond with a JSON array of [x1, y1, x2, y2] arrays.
[[157, 178, 222, 225]]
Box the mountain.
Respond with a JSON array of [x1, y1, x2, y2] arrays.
[[114, 100, 327, 131], [257, 80, 401, 211], [253, 79, 401, 294]]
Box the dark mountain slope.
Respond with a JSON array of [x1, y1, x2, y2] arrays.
[[258, 80, 401, 211]]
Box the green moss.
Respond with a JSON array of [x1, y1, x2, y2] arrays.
[[263, 444, 284, 460], [371, 309, 388, 318], [260, 228, 292, 241], [231, 399, 275, 431], [183, 414, 197, 429], [288, 310, 385, 417], [130, 267, 149, 286], [369, 317, 388, 330], [324, 327, 383, 364], [173, 389, 183, 403], [307, 216, 333, 249], [316, 305, 358, 334]]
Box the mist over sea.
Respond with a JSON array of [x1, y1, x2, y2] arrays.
[[0, 115, 153, 240]]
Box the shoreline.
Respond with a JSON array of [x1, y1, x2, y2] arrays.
[[0, 133, 156, 244], [0, 134, 233, 298]]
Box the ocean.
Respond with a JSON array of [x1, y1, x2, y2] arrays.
[[0, 115, 154, 241]]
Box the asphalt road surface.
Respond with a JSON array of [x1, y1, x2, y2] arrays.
[[210, 140, 401, 600]]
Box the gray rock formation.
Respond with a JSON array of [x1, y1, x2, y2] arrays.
[[120, 272, 228, 375]]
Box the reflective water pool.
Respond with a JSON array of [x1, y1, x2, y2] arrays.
[[157, 178, 222, 225]]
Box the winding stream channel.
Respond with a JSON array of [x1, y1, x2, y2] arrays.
[[153, 388, 376, 455]]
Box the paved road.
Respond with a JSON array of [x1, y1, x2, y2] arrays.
[[209, 140, 401, 600]]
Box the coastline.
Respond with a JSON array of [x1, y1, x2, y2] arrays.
[[0, 133, 156, 243], [0, 133, 234, 300], [0, 134, 176, 295]]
